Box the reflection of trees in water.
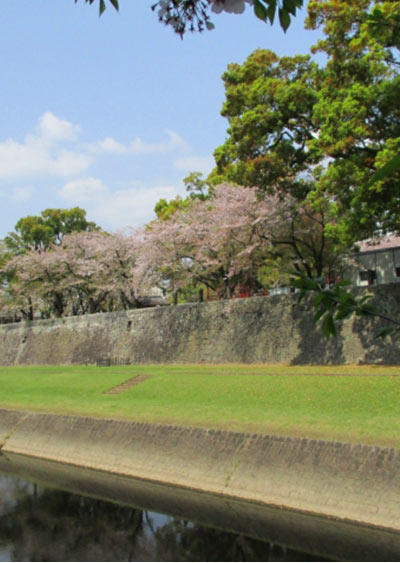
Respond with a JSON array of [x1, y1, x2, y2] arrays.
[[153, 519, 321, 562], [0, 478, 325, 561], [0, 485, 150, 561], [154, 519, 273, 562]]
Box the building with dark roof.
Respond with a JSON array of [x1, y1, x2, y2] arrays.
[[345, 234, 400, 286]]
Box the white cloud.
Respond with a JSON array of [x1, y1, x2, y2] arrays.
[[1, 113, 213, 235], [88, 129, 188, 155], [0, 112, 92, 180], [0, 140, 92, 179], [0, 113, 198, 189], [59, 177, 109, 203], [10, 186, 34, 203], [173, 155, 215, 176], [96, 185, 178, 227], [38, 112, 80, 143], [91, 137, 127, 154], [59, 177, 179, 229]]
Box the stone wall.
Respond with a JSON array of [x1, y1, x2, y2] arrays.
[[1, 284, 400, 365]]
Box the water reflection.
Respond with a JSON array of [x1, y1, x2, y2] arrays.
[[0, 475, 324, 562]]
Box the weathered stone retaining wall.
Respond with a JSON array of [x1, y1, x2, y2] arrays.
[[1, 284, 400, 365], [1, 408, 400, 532]]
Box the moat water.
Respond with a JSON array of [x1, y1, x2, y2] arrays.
[[0, 455, 399, 562], [0, 472, 326, 562]]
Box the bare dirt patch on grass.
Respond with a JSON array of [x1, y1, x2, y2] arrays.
[[105, 374, 153, 395]]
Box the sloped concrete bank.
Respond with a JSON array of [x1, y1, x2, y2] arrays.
[[1, 284, 400, 365], [2, 453, 400, 561], [1, 408, 400, 533]]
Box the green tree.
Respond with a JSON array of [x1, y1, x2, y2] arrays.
[[154, 196, 189, 221], [183, 171, 211, 200], [305, 0, 400, 240], [209, 0, 400, 244], [4, 207, 99, 254], [362, 1, 400, 197], [208, 49, 320, 200], [154, 172, 211, 220]]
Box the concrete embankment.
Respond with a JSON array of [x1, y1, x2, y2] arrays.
[[1, 408, 400, 533], [2, 453, 400, 562]]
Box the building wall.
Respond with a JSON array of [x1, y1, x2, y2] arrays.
[[1, 284, 399, 365], [345, 248, 400, 286]]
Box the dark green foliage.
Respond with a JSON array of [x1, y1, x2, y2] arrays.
[[75, 0, 119, 16], [154, 172, 211, 220], [77, 0, 303, 35], [292, 273, 400, 339], [4, 207, 99, 254], [208, 49, 320, 200], [209, 1, 400, 244]]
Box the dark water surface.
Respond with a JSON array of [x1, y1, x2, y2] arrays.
[[0, 454, 399, 562], [0, 473, 325, 562]]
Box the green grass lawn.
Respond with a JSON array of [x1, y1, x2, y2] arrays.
[[1, 364, 400, 447]]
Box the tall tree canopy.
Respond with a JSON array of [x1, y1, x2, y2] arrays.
[[307, 0, 400, 238], [4, 208, 99, 254], [209, 0, 400, 243], [208, 50, 321, 200]]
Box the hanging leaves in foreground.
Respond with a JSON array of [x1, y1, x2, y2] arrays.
[[75, 0, 303, 34], [291, 273, 400, 339]]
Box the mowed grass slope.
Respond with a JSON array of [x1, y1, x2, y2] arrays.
[[0, 364, 400, 447]]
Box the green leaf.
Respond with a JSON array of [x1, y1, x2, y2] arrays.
[[278, 7, 291, 32], [322, 314, 336, 338], [264, 0, 277, 24], [291, 274, 318, 291], [109, 0, 119, 9], [366, 153, 400, 188], [335, 290, 354, 305], [335, 306, 354, 321], [296, 289, 307, 303], [313, 291, 335, 310], [254, 0, 269, 22], [282, 0, 297, 16], [359, 294, 373, 305], [99, 0, 106, 15], [313, 292, 325, 307], [335, 279, 351, 287], [313, 307, 326, 323], [358, 306, 375, 317], [266, 5, 276, 24], [374, 326, 398, 339]]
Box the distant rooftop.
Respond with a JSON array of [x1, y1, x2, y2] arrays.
[[356, 234, 400, 253]]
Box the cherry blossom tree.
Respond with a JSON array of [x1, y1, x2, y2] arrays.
[[0, 185, 346, 319], [138, 184, 280, 298], [1, 230, 152, 319], [2, 245, 67, 320], [138, 184, 346, 300]]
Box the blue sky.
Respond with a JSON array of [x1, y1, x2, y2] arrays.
[[0, 1, 322, 237]]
